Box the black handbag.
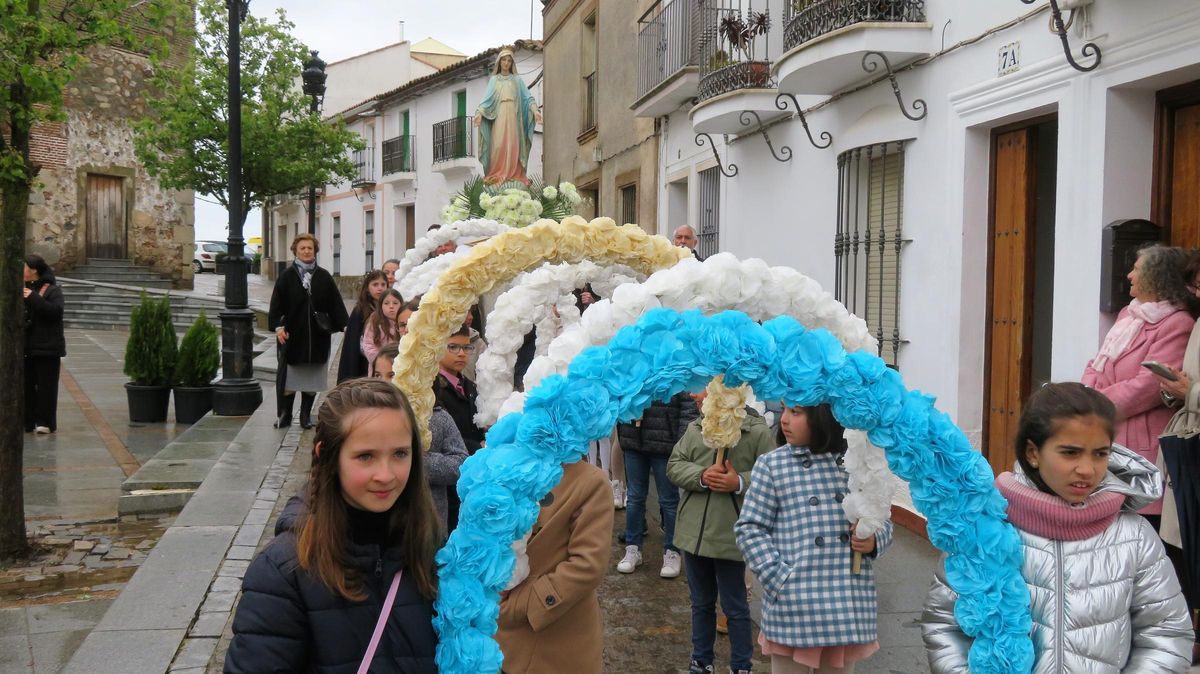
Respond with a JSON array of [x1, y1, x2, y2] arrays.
[[313, 310, 332, 333]]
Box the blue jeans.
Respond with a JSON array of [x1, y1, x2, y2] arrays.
[[623, 449, 678, 552], [684, 552, 752, 671]]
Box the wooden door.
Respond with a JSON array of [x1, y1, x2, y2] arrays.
[[985, 128, 1038, 475], [405, 206, 415, 250], [86, 174, 126, 259], [1168, 103, 1200, 247]]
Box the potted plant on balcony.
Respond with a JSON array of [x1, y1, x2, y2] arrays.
[[173, 309, 220, 424], [124, 292, 178, 423], [718, 11, 772, 87]]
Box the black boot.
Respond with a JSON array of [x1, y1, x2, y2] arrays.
[[299, 392, 316, 429], [275, 392, 295, 428]]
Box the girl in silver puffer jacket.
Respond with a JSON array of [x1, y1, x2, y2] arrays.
[[922, 382, 1192, 673]]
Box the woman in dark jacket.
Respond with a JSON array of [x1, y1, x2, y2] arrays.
[[268, 234, 349, 428], [23, 254, 65, 434], [336, 270, 388, 383]]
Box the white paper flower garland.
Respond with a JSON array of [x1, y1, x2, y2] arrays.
[[494, 252, 896, 541], [397, 248, 470, 300], [393, 218, 509, 289], [473, 261, 643, 426]]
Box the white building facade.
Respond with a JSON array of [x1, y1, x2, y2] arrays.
[[635, 0, 1200, 482], [291, 41, 544, 280]]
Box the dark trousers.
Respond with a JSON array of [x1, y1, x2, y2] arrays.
[[24, 356, 61, 432], [683, 552, 753, 671]]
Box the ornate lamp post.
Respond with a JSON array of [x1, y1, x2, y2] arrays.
[[213, 0, 263, 416], [301, 51, 327, 235]]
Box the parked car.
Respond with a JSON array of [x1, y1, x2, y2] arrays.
[[192, 241, 227, 274]]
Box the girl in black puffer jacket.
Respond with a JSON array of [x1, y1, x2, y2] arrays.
[[225, 379, 441, 673], [23, 254, 65, 434]]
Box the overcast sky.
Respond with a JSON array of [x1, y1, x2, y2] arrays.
[[194, 0, 544, 243]]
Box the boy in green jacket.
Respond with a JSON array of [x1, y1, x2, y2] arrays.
[[667, 392, 775, 674]]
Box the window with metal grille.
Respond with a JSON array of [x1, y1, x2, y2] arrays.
[[835, 140, 909, 367], [619, 184, 637, 224], [332, 215, 341, 276], [697, 166, 720, 259], [364, 210, 375, 271]]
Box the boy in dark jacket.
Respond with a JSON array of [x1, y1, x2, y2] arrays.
[[615, 391, 697, 579], [434, 325, 485, 532]]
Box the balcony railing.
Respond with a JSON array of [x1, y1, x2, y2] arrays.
[[784, 0, 926, 51], [382, 135, 415, 174], [352, 148, 375, 186], [432, 117, 472, 163], [636, 0, 696, 101], [697, 1, 776, 102], [582, 72, 597, 134]]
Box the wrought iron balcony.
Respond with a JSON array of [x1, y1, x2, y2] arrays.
[[784, 0, 926, 52], [697, 1, 775, 103], [636, 0, 697, 103], [432, 117, 472, 163], [352, 148, 375, 186], [582, 72, 597, 134], [382, 135, 415, 174]]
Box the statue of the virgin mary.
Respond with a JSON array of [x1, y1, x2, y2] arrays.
[[474, 47, 542, 185]]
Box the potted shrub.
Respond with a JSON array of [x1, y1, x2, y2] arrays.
[[173, 309, 220, 424], [124, 292, 178, 423], [718, 11, 772, 87], [251, 251, 262, 275]]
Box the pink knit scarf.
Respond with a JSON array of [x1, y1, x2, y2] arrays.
[[996, 472, 1126, 541], [1090, 299, 1179, 371]]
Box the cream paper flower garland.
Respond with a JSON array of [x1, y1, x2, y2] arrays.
[[392, 218, 509, 289], [391, 216, 690, 448], [473, 260, 643, 426]]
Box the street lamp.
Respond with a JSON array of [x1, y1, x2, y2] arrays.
[[301, 50, 327, 235], [213, 0, 263, 416]]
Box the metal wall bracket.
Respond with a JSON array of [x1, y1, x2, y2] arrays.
[[739, 111, 792, 163], [694, 133, 738, 178], [775, 93, 833, 149], [1020, 0, 1101, 72], [352, 184, 377, 202], [862, 51, 927, 121]]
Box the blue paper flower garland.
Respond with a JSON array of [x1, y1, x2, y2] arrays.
[[433, 308, 1033, 673]]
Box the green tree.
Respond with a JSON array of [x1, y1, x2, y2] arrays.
[[0, 0, 183, 561], [133, 0, 364, 228]]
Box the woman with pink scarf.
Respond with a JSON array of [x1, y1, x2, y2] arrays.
[[1083, 244, 1194, 522]]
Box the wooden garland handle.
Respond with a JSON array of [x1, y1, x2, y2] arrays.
[[713, 446, 727, 467], [851, 551, 863, 575]]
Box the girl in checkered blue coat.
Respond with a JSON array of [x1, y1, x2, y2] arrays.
[[735, 404, 893, 674]]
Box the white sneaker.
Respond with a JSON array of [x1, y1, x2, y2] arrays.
[[660, 549, 682, 578], [616, 545, 642, 573], [612, 480, 626, 509], [34, 426, 51, 434]]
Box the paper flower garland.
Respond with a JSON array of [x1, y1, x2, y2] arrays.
[[391, 216, 690, 448], [474, 260, 644, 426], [396, 248, 470, 300], [392, 218, 509, 288], [435, 308, 1032, 674]]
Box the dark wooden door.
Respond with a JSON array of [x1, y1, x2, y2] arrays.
[[404, 206, 415, 250], [86, 174, 126, 259], [1168, 103, 1200, 247], [985, 128, 1038, 475]]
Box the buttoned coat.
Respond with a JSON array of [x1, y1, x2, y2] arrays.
[[1081, 306, 1193, 514], [735, 445, 893, 647], [497, 461, 614, 674]]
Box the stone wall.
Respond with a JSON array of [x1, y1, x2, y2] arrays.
[[26, 36, 195, 288]]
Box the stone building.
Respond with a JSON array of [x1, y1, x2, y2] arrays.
[[541, 0, 660, 232], [25, 18, 195, 288]]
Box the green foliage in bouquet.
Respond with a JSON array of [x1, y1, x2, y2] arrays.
[[124, 292, 178, 386], [441, 175, 584, 227], [175, 309, 220, 388]]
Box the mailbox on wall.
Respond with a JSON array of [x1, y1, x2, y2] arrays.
[[1100, 219, 1162, 313]]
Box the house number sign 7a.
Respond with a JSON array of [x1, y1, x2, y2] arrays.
[[999, 41, 1021, 76]]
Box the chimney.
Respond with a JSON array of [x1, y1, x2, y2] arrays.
[[398, 21, 405, 43]]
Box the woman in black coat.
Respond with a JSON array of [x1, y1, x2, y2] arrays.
[[268, 234, 349, 429], [336, 270, 388, 383], [23, 254, 65, 434]]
